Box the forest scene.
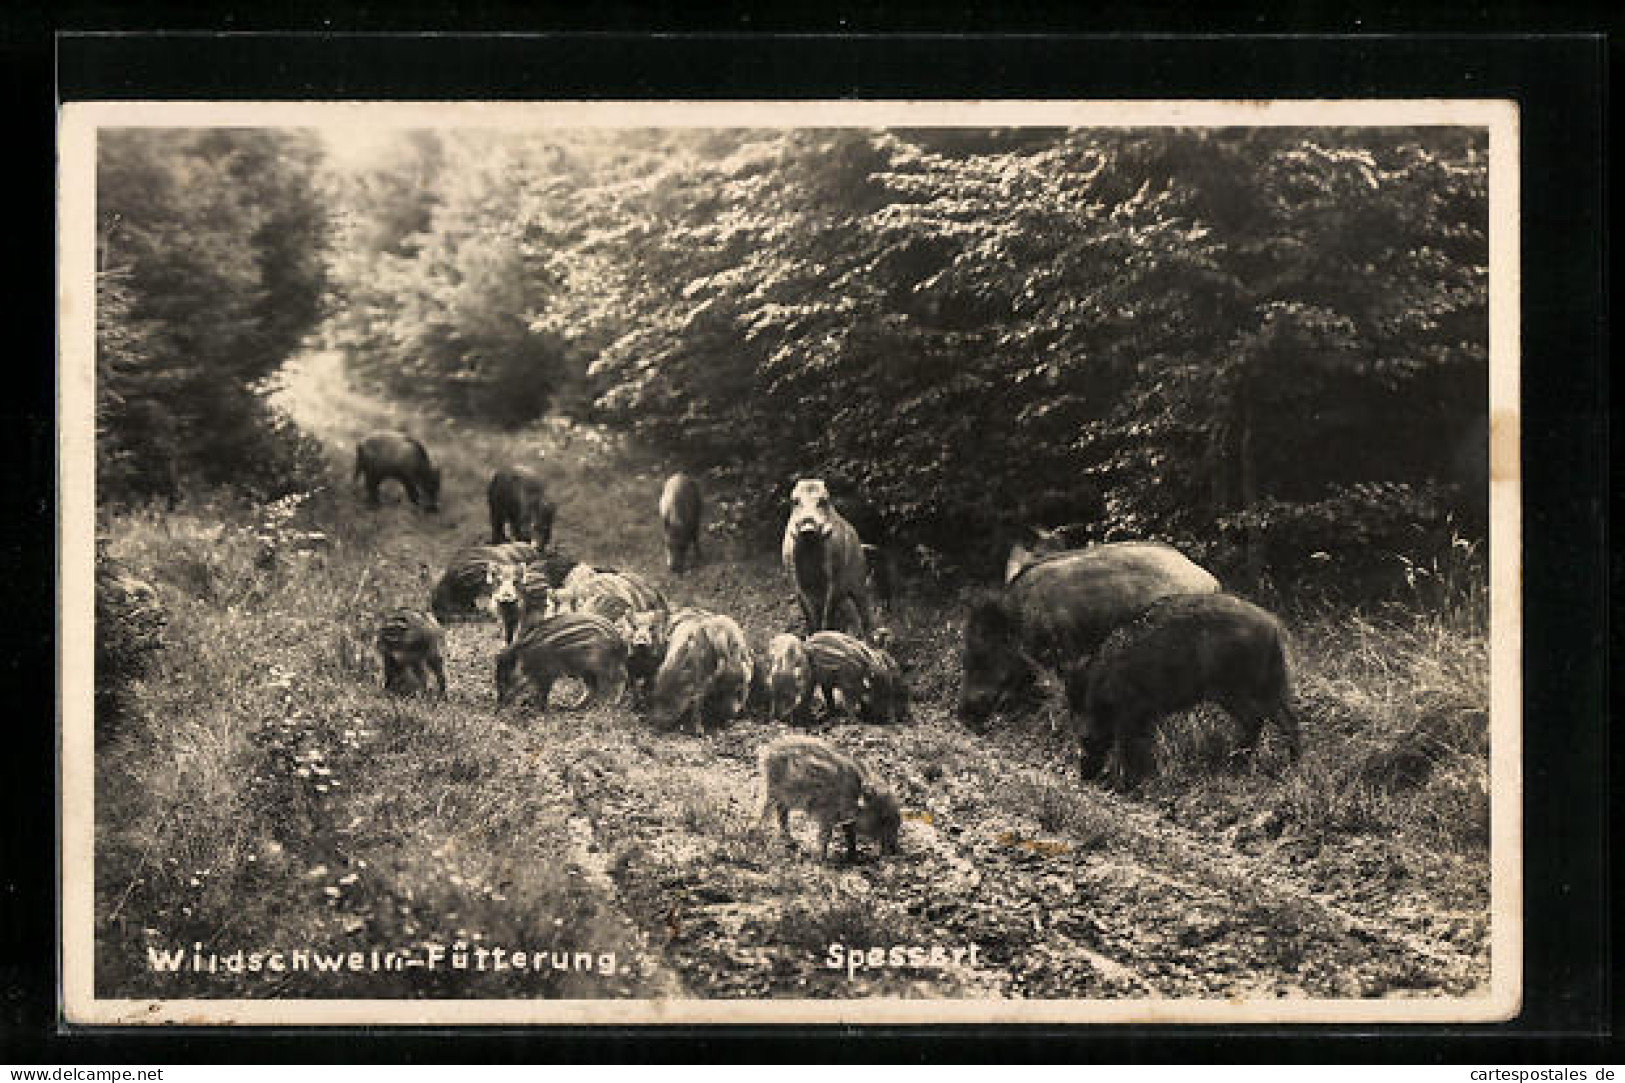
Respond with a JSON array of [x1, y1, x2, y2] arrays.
[[88, 121, 1493, 1006]]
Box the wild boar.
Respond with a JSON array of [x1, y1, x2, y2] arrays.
[[1065, 592, 1302, 785], [756, 735, 901, 861], [1004, 523, 1097, 584], [864, 631, 910, 725], [487, 466, 557, 547], [659, 472, 703, 573], [354, 432, 441, 512], [647, 611, 754, 734], [495, 612, 628, 711], [618, 609, 670, 708], [765, 633, 815, 725], [780, 478, 872, 636], [958, 540, 1220, 731], [429, 543, 542, 624], [490, 561, 557, 645], [550, 567, 668, 621], [375, 608, 447, 696], [806, 631, 909, 725]]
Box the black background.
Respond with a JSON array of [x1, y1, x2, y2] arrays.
[[2, 11, 1612, 1064]]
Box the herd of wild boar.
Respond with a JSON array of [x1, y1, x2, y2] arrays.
[[357, 429, 1302, 862]]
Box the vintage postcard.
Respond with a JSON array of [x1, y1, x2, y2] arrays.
[[59, 99, 1520, 1025]]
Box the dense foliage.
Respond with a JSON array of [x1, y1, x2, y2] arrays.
[[324, 127, 1488, 585], [97, 129, 329, 505]]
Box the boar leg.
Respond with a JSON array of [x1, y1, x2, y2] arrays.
[[845, 589, 873, 639], [402, 478, 420, 507], [776, 805, 794, 848], [1112, 715, 1152, 788], [842, 821, 859, 863], [364, 474, 382, 508], [1225, 697, 1267, 762], [1077, 733, 1108, 780], [1275, 699, 1304, 762], [795, 592, 818, 635], [598, 666, 627, 707], [381, 652, 401, 693], [490, 507, 506, 545], [428, 654, 447, 697], [816, 819, 834, 862]]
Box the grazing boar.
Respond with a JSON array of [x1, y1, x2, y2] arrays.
[[756, 735, 901, 861], [806, 631, 909, 725], [429, 543, 542, 624], [765, 633, 815, 725], [354, 432, 441, 512], [1065, 593, 1302, 785], [375, 608, 447, 696], [550, 567, 668, 621], [618, 609, 670, 707], [659, 472, 703, 573], [959, 541, 1220, 731], [648, 611, 754, 734], [495, 612, 628, 711], [780, 478, 872, 636], [487, 466, 557, 547]]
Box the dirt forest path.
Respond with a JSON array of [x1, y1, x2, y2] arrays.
[[265, 350, 1490, 1005]]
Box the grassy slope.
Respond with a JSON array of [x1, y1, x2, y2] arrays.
[[94, 350, 1491, 1001]]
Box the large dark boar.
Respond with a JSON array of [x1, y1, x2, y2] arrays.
[[780, 479, 872, 636], [648, 611, 754, 734], [487, 466, 556, 547], [1065, 593, 1302, 785], [495, 612, 628, 711], [375, 608, 447, 696], [806, 631, 909, 725], [756, 735, 901, 861], [429, 542, 542, 624], [354, 432, 441, 512], [958, 541, 1220, 730], [659, 472, 703, 573]]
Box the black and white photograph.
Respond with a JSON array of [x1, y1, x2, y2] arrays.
[[59, 99, 1519, 1025]]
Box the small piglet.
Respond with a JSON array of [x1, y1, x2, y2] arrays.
[[764, 633, 814, 725], [375, 608, 447, 696], [495, 612, 628, 712], [805, 630, 910, 725], [648, 610, 753, 734], [619, 609, 669, 708], [756, 734, 901, 862]]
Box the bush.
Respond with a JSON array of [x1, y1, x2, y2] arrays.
[[94, 542, 167, 742]]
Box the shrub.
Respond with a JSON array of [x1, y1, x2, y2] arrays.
[[93, 541, 167, 743]]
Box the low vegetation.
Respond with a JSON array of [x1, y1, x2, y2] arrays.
[[93, 353, 1491, 1001]]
